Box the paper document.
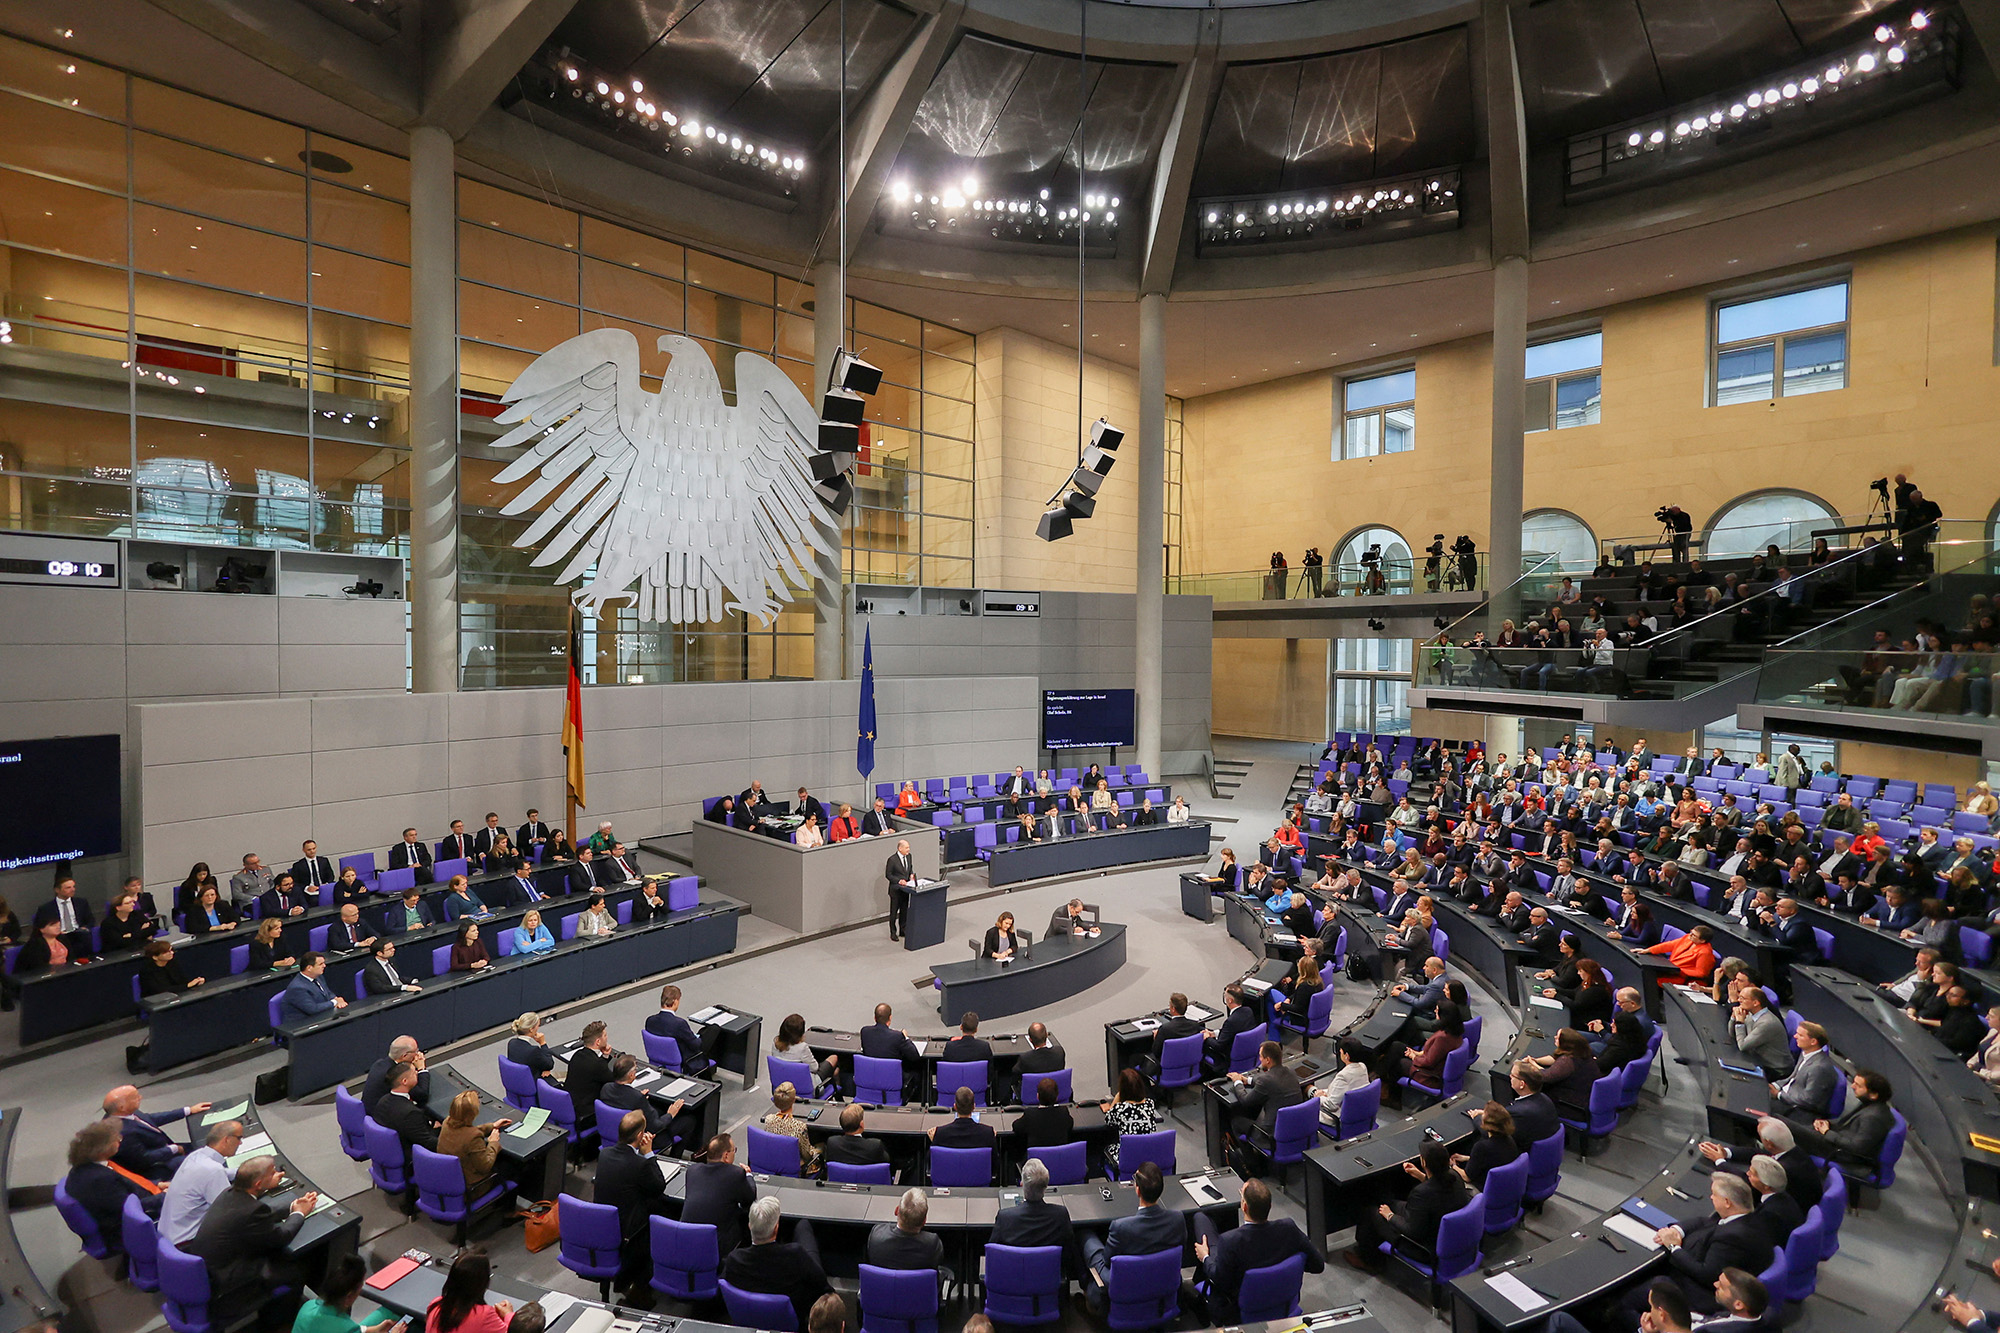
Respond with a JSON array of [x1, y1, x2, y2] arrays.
[[1682, 990, 1719, 1005], [1132, 1017, 1161, 1031], [662, 1078, 697, 1099], [1485, 1272, 1548, 1312], [915, 1039, 933, 1056], [1604, 1214, 1664, 1249], [567, 1308, 616, 1333], [1529, 996, 1565, 1010], [1242, 978, 1272, 994], [224, 1147, 268, 1171], [308, 1192, 341, 1215], [203, 1100, 251, 1125], [631, 1069, 662, 1088], [689, 1007, 726, 1024], [1186, 1004, 1219, 1022], [1182, 1175, 1228, 1206], [237, 1132, 273, 1154], [536, 1294, 577, 1321], [506, 1107, 550, 1138]]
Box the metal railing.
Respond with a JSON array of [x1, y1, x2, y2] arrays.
[[1591, 511, 1892, 569], [1169, 550, 1489, 601]]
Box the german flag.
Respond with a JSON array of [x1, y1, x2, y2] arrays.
[[564, 606, 586, 809]]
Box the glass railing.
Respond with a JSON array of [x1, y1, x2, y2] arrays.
[[1170, 551, 1488, 601], [1591, 511, 1890, 569]]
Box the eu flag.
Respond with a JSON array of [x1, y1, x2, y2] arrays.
[[857, 624, 877, 778]]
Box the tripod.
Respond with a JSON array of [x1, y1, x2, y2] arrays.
[[1865, 488, 1894, 536]]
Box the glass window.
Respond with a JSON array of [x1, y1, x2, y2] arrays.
[[0, 167, 126, 265], [458, 180, 577, 249], [1, 247, 131, 338], [1706, 491, 1838, 559], [0, 89, 127, 191], [457, 281, 577, 352], [1714, 280, 1847, 404], [135, 133, 307, 236], [311, 185, 410, 262], [1339, 370, 1415, 460], [1526, 332, 1601, 432], [0, 399, 131, 480], [1, 474, 131, 537], [306, 137, 408, 202], [458, 222, 578, 303], [1521, 510, 1597, 573], [582, 257, 684, 328], [685, 250, 774, 304], [1333, 526, 1411, 594], [0, 34, 124, 117], [134, 80, 303, 166], [135, 205, 307, 304], [309, 247, 409, 325], [581, 218, 683, 280]]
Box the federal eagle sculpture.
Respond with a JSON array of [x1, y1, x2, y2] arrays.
[[491, 328, 837, 625]]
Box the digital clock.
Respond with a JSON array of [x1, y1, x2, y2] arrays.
[[0, 532, 121, 587], [44, 560, 106, 578]]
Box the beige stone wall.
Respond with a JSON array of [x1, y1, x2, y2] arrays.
[[1838, 740, 1984, 790], [1211, 637, 1328, 741]]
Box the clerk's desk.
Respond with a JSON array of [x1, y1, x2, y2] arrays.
[[984, 820, 1209, 886], [930, 924, 1128, 1023], [557, 1003, 764, 1090], [693, 817, 940, 935], [801, 1026, 1035, 1102]]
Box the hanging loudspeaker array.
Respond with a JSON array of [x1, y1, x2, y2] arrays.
[[1037, 417, 1122, 541], [813, 349, 881, 517]]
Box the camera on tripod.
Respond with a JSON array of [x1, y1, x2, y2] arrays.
[[1870, 477, 1890, 496], [1654, 506, 1675, 524]]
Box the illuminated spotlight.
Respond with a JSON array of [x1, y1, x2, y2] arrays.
[[1911, 10, 1930, 27], [563, 66, 578, 81], [1648, 129, 1665, 143], [1876, 22, 1895, 40], [595, 81, 609, 94], [631, 79, 643, 92], [1887, 45, 1906, 63], [1856, 51, 1877, 72]]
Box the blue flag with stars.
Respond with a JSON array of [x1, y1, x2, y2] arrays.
[[857, 623, 877, 777]]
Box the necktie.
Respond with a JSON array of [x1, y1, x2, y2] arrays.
[[59, 898, 75, 932], [384, 961, 401, 986]]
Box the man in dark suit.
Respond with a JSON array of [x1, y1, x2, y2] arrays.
[[1012, 1022, 1065, 1102], [517, 809, 552, 860], [1503, 853, 1539, 895], [992, 1157, 1080, 1276], [643, 984, 716, 1074], [1755, 897, 1821, 962], [1047, 899, 1099, 937], [565, 1020, 618, 1124], [865, 1189, 947, 1293], [941, 1011, 992, 1069], [861, 797, 896, 837], [374, 1063, 440, 1152], [861, 1002, 923, 1099], [1626, 1173, 1773, 1318], [1080, 1162, 1184, 1313], [34, 877, 94, 956], [361, 939, 420, 995], [738, 780, 769, 812], [388, 828, 434, 883], [471, 812, 507, 863], [628, 877, 668, 922], [929, 1086, 997, 1152], [596, 843, 644, 888], [326, 903, 376, 952], [496, 864, 547, 909], [885, 839, 917, 940], [362, 1036, 430, 1115], [1744, 1155, 1805, 1247], [794, 787, 827, 828], [1499, 1061, 1558, 1148], [681, 1133, 756, 1256], [1698, 1116, 1822, 1214], [277, 954, 345, 1026], [290, 840, 335, 891], [722, 1195, 833, 1328], [102, 1086, 208, 1180], [1224, 1040, 1306, 1174], [1194, 1179, 1324, 1325], [822, 1104, 892, 1170], [563, 848, 599, 896], [184, 1156, 314, 1323], [1014, 1078, 1074, 1147], [1204, 984, 1262, 1073], [594, 1110, 676, 1286], [1769, 1024, 1839, 1119], [438, 820, 475, 866], [1382, 884, 1418, 924], [382, 886, 434, 935], [598, 1054, 664, 1135], [1515, 906, 1562, 965], [258, 872, 314, 920], [1789, 1069, 1896, 1168]]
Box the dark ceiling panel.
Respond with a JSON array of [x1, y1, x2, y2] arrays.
[[1283, 48, 1381, 188], [1775, 0, 1903, 47], [552, 0, 704, 72], [1636, 0, 1802, 102], [1372, 27, 1472, 178], [904, 35, 1034, 176], [727, 0, 918, 140], [1193, 60, 1303, 197], [1070, 63, 1179, 177], [979, 51, 1098, 178], [1517, 0, 1667, 140], [625, 0, 827, 127]]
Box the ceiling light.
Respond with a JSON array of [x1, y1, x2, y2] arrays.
[[1876, 22, 1895, 40], [631, 79, 643, 92], [1886, 45, 1906, 63], [1856, 52, 1877, 71], [1911, 10, 1930, 28], [595, 81, 609, 94]]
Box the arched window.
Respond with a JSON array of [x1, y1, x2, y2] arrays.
[[1521, 510, 1596, 573], [1705, 491, 1837, 560], [1333, 526, 1412, 595]]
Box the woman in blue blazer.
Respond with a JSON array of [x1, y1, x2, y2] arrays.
[[511, 909, 555, 957]]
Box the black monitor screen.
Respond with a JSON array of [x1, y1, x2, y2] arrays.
[[0, 734, 122, 869], [1043, 690, 1136, 750]]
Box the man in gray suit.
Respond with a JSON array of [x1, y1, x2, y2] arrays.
[[1729, 988, 1793, 1078], [1770, 1022, 1837, 1118]]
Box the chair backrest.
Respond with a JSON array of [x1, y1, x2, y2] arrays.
[[556, 1192, 624, 1275], [53, 1178, 115, 1257], [827, 1160, 894, 1184], [1437, 1042, 1473, 1097], [1105, 1246, 1182, 1331], [433, 858, 469, 883], [334, 1085, 369, 1159], [1227, 1026, 1264, 1074], [593, 1100, 627, 1148], [1023, 1067, 1074, 1102], [1525, 1130, 1565, 1202], [1462, 1013, 1485, 1058], [122, 1193, 161, 1290], [747, 1125, 803, 1177], [228, 944, 249, 974], [768, 1055, 816, 1096], [378, 865, 416, 896], [1114, 1129, 1176, 1178], [413, 1144, 473, 1216], [982, 1244, 1065, 1326], [1818, 1171, 1847, 1259], [1782, 1213, 1824, 1301], [640, 1028, 684, 1072], [431, 944, 452, 975], [650, 1217, 719, 1302], [721, 1282, 799, 1332], [1480, 1154, 1530, 1234], [158, 1241, 212, 1333], [536, 1079, 581, 1136], [1431, 1192, 1485, 1280], [1337, 1080, 1382, 1139], [934, 1060, 989, 1106], [1811, 928, 1835, 963], [1237, 1253, 1307, 1323], [497, 1055, 538, 1110], [364, 1117, 409, 1191], [929, 1145, 992, 1186], [859, 1263, 941, 1333], [1269, 1099, 1320, 1164], [1029, 1140, 1088, 1185], [1158, 1034, 1204, 1088], [1756, 1248, 1788, 1303], [1869, 1109, 1909, 1187], [340, 852, 378, 882], [854, 1054, 904, 1103]]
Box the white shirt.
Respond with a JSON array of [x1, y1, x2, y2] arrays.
[[1167, 804, 1190, 825], [159, 1145, 231, 1246]]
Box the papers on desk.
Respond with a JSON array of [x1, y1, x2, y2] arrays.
[[1270, 932, 1299, 945], [1241, 978, 1273, 995], [630, 1069, 663, 1089], [661, 1078, 697, 1099], [1181, 1174, 1229, 1207], [507, 1107, 550, 1139], [688, 1006, 726, 1025], [653, 1157, 682, 1185], [567, 1307, 617, 1333], [203, 1100, 251, 1126], [1682, 990, 1720, 1005], [1484, 1272, 1548, 1312], [1185, 1004, 1220, 1023], [1131, 1017, 1162, 1031], [237, 1132, 273, 1156], [306, 1192, 341, 1216], [1604, 1213, 1664, 1249], [914, 1039, 934, 1056], [1529, 996, 1565, 1011], [536, 1294, 578, 1321]]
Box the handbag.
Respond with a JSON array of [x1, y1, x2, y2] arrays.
[[519, 1198, 559, 1252]]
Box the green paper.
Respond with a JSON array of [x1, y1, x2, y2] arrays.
[[309, 1191, 340, 1215], [506, 1106, 549, 1138], [202, 1100, 250, 1126]]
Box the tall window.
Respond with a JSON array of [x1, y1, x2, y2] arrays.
[[1521, 510, 1597, 572], [1706, 491, 1838, 559], [1713, 280, 1848, 405], [1333, 526, 1412, 595], [1525, 332, 1601, 431], [1334, 638, 1413, 735], [1338, 369, 1415, 460]]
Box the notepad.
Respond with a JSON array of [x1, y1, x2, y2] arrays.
[[914, 1039, 934, 1056], [1186, 1004, 1219, 1022], [308, 1192, 340, 1215], [1530, 996, 1565, 1010], [364, 1257, 422, 1291], [1621, 1198, 1678, 1231], [1485, 1272, 1548, 1312], [630, 1069, 662, 1088], [237, 1132, 273, 1155], [202, 1100, 250, 1126], [506, 1107, 550, 1138], [689, 1007, 726, 1024], [537, 1294, 578, 1321], [1132, 1017, 1161, 1031], [1182, 1175, 1228, 1207], [1605, 1213, 1664, 1249], [662, 1078, 697, 1099]]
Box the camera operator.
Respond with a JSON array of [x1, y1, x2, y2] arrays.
[[1452, 534, 1478, 590], [1899, 484, 1942, 573], [1266, 551, 1288, 600], [1423, 535, 1446, 592], [1658, 505, 1692, 564], [1360, 543, 1385, 596], [1302, 547, 1324, 598]]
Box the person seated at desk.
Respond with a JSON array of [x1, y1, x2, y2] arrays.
[[362, 938, 421, 994], [1341, 1141, 1471, 1273], [1638, 922, 1718, 985], [1016, 1077, 1074, 1147], [795, 814, 825, 849], [490, 864, 544, 910], [1080, 1161, 1182, 1312], [1048, 899, 1098, 938], [596, 842, 644, 888], [175, 862, 223, 917], [1130, 798, 1160, 827], [329, 868, 370, 908], [100, 889, 156, 954], [574, 893, 616, 938], [65, 1121, 164, 1238], [823, 1103, 891, 1172], [424, 1246, 513, 1333], [1531, 1027, 1601, 1120], [1278, 892, 1317, 941], [296, 1252, 407, 1333], [707, 794, 742, 827], [388, 827, 434, 883], [828, 804, 861, 842], [1167, 795, 1192, 824], [1311, 1039, 1374, 1127], [279, 952, 347, 1024], [328, 903, 376, 953], [724, 1196, 835, 1330], [449, 921, 492, 972], [863, 796, 897, 836], [1546, 956, 1613, 1031], [248, 917, 297, 972], [1374, 1011, 1463, 1106], [1089, 780, 1117, 817], [929, 1086, 996, 1151], [942, 1010, 993, 1066], [645, 983, 718, 1074], [1270, 954, 1323, 1026], [761, 1080, 821, 1174], [596, 1052, 665, 1136], [861, 1002, 923, 1096], [137, 939, 204, 995], [1595, 1008, 1650, 1073], [375, 1061, 441, 1151], [1014, 811, 1042, 843], [682, 1132, 756, 1256], [771, 1011, 838, 1088], [560, 848, 598, 896], [509, 1011, 560, 1081], [1194, 1177, 1323, 1325], [992, 1157, 1080, 1279], [981, 911, 1021, 960], [186, 1154, 317, 1329], [511, 909, 555, 957], [185, 885, 241, 937], [545, 827, 576, 861], [1729, 987, 1791, 1077], [1223, 1040, 1307, 1174], [866, 1189, 949, 1295], [440, 876, 490, 923], [1622, 1174, 1774, 1323], [896, 781, 924, 812], [480, 833, 523, 878], [259, 873, 314, 920], [384, 885, 435, 935], [1858, 882, 1918, 930]]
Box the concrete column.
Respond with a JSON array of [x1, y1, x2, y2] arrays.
[[810, 261, 845, 680], [408, 124, 459, 694], [1135, 292, 1166, 780], [1486, 254, 1528, 627]]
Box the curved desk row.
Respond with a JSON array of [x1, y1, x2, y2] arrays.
[[929, 924, 1128, 1023], [278, 900, 739, 1099], [0, 1110, 61, 1333], [983, 821, 1211, 886]]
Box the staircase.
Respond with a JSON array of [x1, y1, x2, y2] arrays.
[[1283, 762, 1319, 810], [1211, 756, 1251, 800]]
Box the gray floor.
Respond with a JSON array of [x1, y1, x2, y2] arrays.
[[2, 740, 1959, 1333]]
